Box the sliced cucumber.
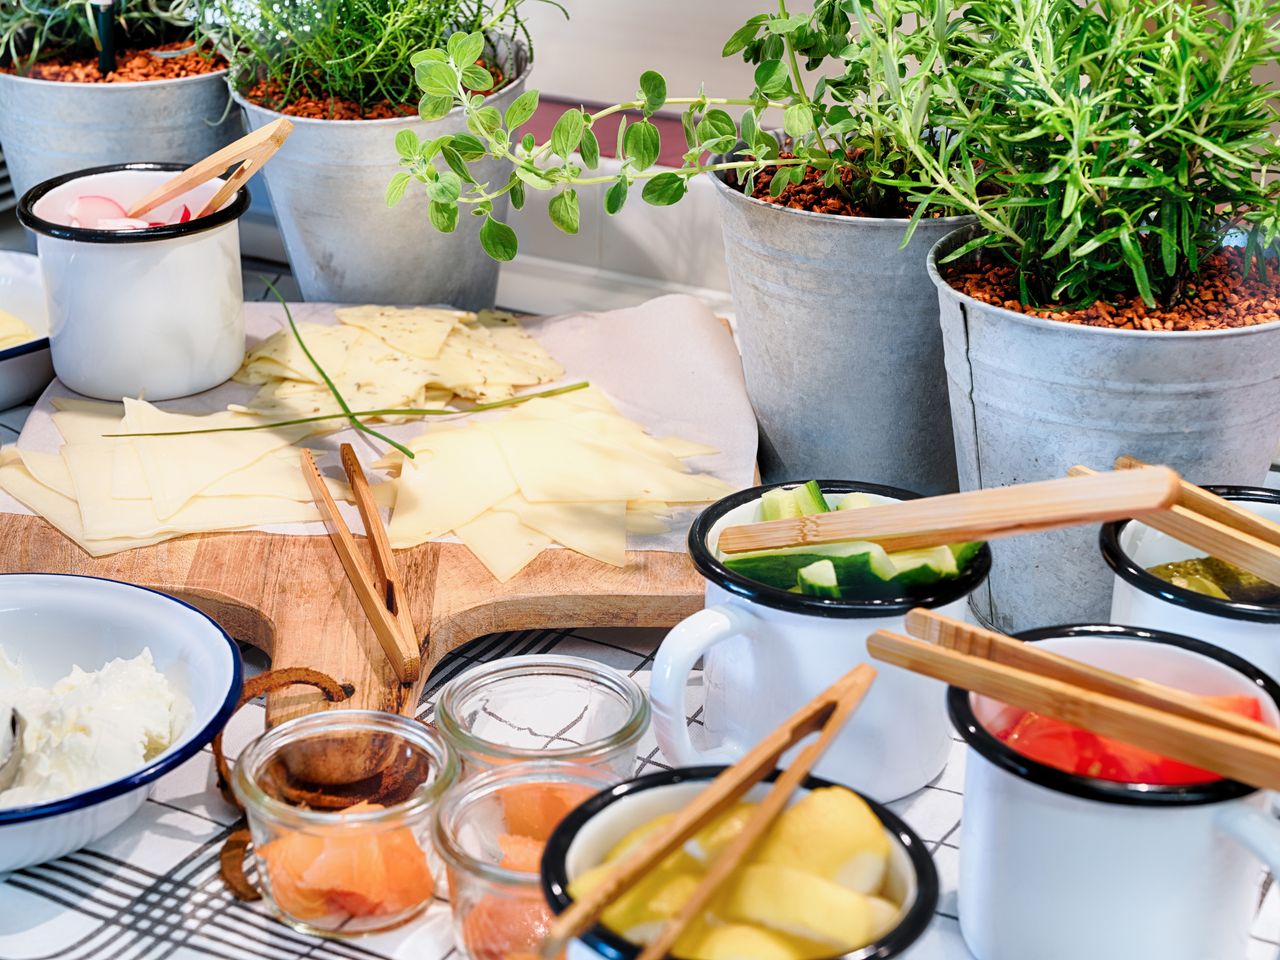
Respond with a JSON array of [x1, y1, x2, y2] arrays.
[[836, 492, 876, 511], [759, 488, 802, 522], [949, 541, 985, 569], [888, 546, 958, 590], [723, 540, 897, 593], [792, 480, 831, 516], [797, 559, 841, 598]]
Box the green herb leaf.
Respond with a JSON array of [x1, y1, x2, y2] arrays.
[[723, 15, 767, 57], [605, 178, 628, 215], [394, 129, 418, 160], [429, 200, 458, 233], [639, 70, 667, 116], [624, 119, 661, 171], [419, 94, 454, 122], [642, 172, 688, 206], [447, 31, 484, 69], [580, 127, 601, 169], [441, 145, 475, 184], [549, 189, 581, 234], [783, 103, 813, 139], [385, 172, 411, 207], [479, 216, 518, 261], [461, 64, 494, 91], [510, 179, 526, 211], [550, 108, 586, 159], [505, 88, 540, 129], [417, 61, 456, 98], [468, 106, 503, 138]]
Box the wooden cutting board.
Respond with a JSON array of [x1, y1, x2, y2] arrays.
[[0, 512, 705, 724]]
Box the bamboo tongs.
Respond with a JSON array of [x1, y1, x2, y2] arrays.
[[868, 609, 1280, 791], [1070, 457, 1280, 586], [127, 117, 294, 220], [715, 466, 1181, 555], [540, 664, 878, 960], [301, 445, 421, 684]]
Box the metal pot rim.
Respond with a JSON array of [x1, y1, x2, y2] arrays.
[[0, 67, 228, 91], [227, 41, 530, 127], [707, 164, 975, 228], [928, 223, 1280, 340]]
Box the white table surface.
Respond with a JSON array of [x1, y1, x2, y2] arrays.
[[1, 256, 1279, 957]]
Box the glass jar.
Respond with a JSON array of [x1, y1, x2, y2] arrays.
[[232, 709, 459, 937], [435, 655, 649, 779], [433, 761, 616, 960]]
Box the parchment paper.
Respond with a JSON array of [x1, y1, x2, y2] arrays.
[[0, 294, 758, 553]]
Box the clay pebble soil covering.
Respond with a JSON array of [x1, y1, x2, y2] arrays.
[[945, 247, 1280, 331], [243, 60, 505, 121], [7, 42, 225, 82], [749, 152, 920, 219]]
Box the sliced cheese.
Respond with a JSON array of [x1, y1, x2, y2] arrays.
[[17, 448, 76, 499], [498, 495, 627, 567], [388, 428, 518, 547], [0, 453, 170, 557], [335, 305, 461, 360], [122, 398, 307, 519], [0, 309, 35, 351], [455, 509, 551, 582]]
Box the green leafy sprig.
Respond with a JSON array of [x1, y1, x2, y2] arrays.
[[200, 0, 559, 115], [865, 0, 1280, 308], [389, 0, 963, 261], [1, 0, 202, 70]]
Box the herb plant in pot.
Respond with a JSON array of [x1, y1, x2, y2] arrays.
[[205, 0, 540, 309], [0, 0, 237, 202], [392, 0, 973, 495], [873, 0, 1280, 629]]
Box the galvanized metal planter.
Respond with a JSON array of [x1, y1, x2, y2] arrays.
[[930, 224, 1280, 631], [0, 71, 237, 204], [233, 46, 528, 310], [712, 168, 973, 496]]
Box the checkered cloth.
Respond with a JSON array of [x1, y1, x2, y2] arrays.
[[2, 628, 1278, 960]]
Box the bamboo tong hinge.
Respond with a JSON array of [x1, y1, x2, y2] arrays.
[[128, 117, 294, 220], [540, 664, 878, 960], [868, 608, 1280, 792], [1069, 456, 1280, 586], [301, 445, 421, 685], [715, 466, 1181, 555]]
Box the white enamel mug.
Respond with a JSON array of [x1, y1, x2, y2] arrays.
[[951, 625, 1280, 960], [1103, 486, 1280, 684], [540, 766, 940, 960], [650, 481, 991, 803], [17, 163, 249, 401]]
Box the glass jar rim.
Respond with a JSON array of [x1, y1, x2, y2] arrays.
[[435, 655, 650, 764], [432, 760, 616, 889], [232, 709, 459, 827]]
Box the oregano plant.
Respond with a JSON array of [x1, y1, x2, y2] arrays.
[[389, 0, 966, 262]]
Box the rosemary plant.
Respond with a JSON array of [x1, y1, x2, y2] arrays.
[[201, 0, 555, 114], [1, 0, 200, 69], [388, 0, 963, 261], [870, 0, 1280, 308]]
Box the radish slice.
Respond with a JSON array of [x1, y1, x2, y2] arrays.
[[95, 217, 152, 231], [68, 195, 129, 226], [164, 203, 192, 225]]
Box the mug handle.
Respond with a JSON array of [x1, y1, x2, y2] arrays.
[[1218, 803, 1280, 875], [650, 603, 757, 766]]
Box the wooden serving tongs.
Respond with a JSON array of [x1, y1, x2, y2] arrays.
[[715, 466, 1182, 555], [127, 117, 294, 221], [1070, 456, 1280, 586], [540, 664, 878, 960], [868, 608, 1280, 790], [301, 445, 421, 685]]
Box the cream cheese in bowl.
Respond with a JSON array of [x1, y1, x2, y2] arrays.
[[0, 647, 190, 810]]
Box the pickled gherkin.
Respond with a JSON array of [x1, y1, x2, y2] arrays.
[[1147, 556, 1280, 604]]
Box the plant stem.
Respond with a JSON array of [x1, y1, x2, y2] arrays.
[[778, 0, 831, 155], [104, 382, 591, 439]]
